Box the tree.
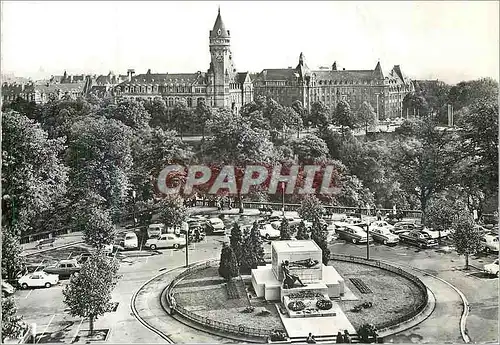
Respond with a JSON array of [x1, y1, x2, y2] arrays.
[[310, 218, 330, 265], [101, 99, 151, 130], [357, 101, 377, 137], [67, 116, 133, 217], [309, 101, 330, 129], [425, 196, 463, 244], [447, 78, 498, 112], [159, 196, 188, 229], [291, 100, 308, 129], [240, 222, 265, 273], [295, 221, 309, 240], [229, 223, 244, 265], [2, 225, 26, 280], [279, 217, 292, 240], [143, 97, 169, 129], [402, 93, 429, 117], [290, 135, 329, 163], [2, 297, 24, 342], [2, 110, 68, 231], [80, 207, 116, 249], [194, 99, 213, 139], [334, 100, 357, 136], [171, 100, 191, 138], [218, 243, 239, 280], [298, 195, 325, 222], [358, 323, 378, 343], [63, 252, 119, 336], [452, 210, 483, 270]]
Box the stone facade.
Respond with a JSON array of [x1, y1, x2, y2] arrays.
[[252, 55, 414, 120], [113, 9, 253, 114]]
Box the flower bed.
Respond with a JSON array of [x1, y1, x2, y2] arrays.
[[282, 295, 336, 318]]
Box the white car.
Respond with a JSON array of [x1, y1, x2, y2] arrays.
[[484, 259, 499, 277], [259, 224, 281, 240], [206, 218, 225, 234], [370, 220, 395, 233], [481, 234, 499, 253], [145, 233, 186, 250], [421, 227, 452, 239], [18, 271, 59, 289]]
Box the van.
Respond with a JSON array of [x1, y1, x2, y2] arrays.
[[123, 232, 138, 249], [148, 223, 165, 238]]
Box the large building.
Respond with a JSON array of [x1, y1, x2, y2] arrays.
[[252, 54, 414, 120], [113, 9, 254, 114]]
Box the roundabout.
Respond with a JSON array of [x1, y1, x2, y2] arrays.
[[131, 251, 456, 343]]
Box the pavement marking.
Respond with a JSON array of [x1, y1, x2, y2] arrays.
[[24, 289, 33, 299], [37, 314, 55, 343], [71, 319, 84, 342], [145, 257, 149, 264], [170, 249, 173, 257]]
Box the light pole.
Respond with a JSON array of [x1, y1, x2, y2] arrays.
[[185, 228, 189, 268], [362, 211, 370, 260], [132, 190, 137, 228], [281, 182, 285, 217]]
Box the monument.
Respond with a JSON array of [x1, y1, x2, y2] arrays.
[[251, 240, 356, 339]]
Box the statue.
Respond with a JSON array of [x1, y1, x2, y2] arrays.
[[288, 258, 319, 268], [282, 260, 306, 289]]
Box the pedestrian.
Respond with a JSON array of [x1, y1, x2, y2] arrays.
[[343, 330, 351, 343], [336, 331, 344, 343], [376, 209, 382, 221], [306, 333, 316, 344], [227, 197, 232, 210], [194, 228, 200, 242]]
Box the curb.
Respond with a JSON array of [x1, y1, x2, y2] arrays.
[[378, 259, 471, 343]]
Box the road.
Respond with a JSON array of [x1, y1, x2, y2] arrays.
[[13, 212, 498, 344]]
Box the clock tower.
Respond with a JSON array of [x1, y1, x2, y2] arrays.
[[209, 8, 235, 108]]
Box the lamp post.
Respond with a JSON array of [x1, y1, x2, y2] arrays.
[[362, 211, 370, 260], [132, 191, 137, 228], [281, 182, 285, 217]]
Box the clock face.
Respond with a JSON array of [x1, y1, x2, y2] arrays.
[[217, 28, 221, 36]]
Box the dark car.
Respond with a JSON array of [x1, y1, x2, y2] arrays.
[[399, 230, 438, 248], [393, 221, 422, 234], [43, 259, 81, 277]]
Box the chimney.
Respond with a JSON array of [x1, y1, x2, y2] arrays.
[[127, 69, 135, 82], [343, 68, 346, 71], [332, 61, 337, 71], [147, 69, 151, 75]]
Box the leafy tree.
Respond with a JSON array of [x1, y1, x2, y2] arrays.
[[310, 218, 330, 265], [171, 100, 191, 138], [229, 223, 244, 265], [451, 210, 484, 270], [38, 98, 94, 138], [295, 221, 309, 240], [63, 252, 119, 336], [159, 196, 188, 229], [334, 100, 357, 136], [1, 225, 26, 280], [218, 243, 239, 280], [290, 135, 329, 163], [79, 205, 116, 249], [424, 196, 463, 243], [101, 99, 151, 130], [194, 99, 213, 139], [2, 110, 68, 231], [298, 195, 325, 222], [402, 94, 429, 117], [390, 119, 462, 213], [291, 100, 308, 128], [358, 323, 378, 343], [357, 101, 377, 136], [309, 101, 330, 129], [2, 96, 40, 120], [67, 116, 133, 217], [2, 297, 24, 342], [447, 78, 498, 112], [279, 217, 292, 240], [143, 97, 169, 129]]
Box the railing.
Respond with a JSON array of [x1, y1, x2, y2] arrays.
[[165, 259, 274, 339], [330, 254, 428, 331]]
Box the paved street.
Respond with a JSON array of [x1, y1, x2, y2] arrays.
[[13, 210, 498, 344]]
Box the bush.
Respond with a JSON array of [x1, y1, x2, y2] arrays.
[[358, 323, 378, 343]]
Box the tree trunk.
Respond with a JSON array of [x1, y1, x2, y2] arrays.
[[465, 254, 469, 270], [89, 315, 94, 336]]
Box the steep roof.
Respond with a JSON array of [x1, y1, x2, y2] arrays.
[[210, 8, 230, 38], [118, 72, 207, 86], [236, 72, 251, 84], [252, 68, 298, 82], [35, 82, 85, 93], [312, 69, 377, 82]]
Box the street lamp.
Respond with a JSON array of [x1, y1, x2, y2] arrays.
[[281, 182, 285, 217], [132, 190, 137, 228]]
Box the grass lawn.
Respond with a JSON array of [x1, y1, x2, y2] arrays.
[[332, 260, 426, 330]]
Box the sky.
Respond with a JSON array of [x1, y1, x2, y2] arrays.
[[1, 1, 499, 84]]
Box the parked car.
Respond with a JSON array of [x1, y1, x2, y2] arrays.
[[148, 223, 165, 238], [481, 234, 499, 253], [145, 233, 186, 250], [259, 223, 281, 240], [2, 281, 15, 296], [43, 259, 81, 276], [18, 271, 59, 289], [399, 230, 438, 248], [393, 221, 421, 234], [484, 259, 499, 277], [76, 252, 92, 264], [335, 223, 372, 244], [123, 232, 139, 249], [420, 227, 452, 240], [206, 218, 225, 235], [371, 227, 400, 245], [370, 220, 396, 233]]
